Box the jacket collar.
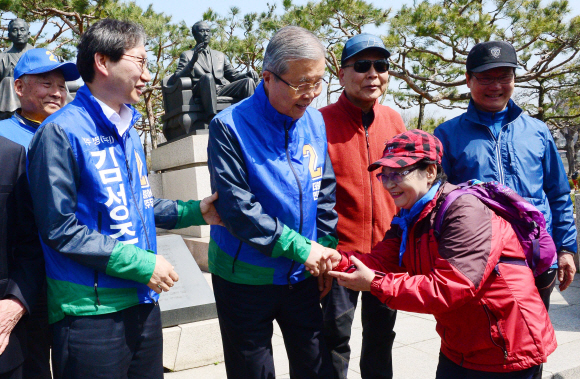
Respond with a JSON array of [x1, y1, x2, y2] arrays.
[[336, 90, 377, 128], [75, 84, 141, 138], [464, 98, 523, 127], [252, 80, 298, 128], [13, 110, 41, 130], [414, 182, 458, 225]]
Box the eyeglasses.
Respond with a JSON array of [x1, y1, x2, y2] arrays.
[[121, 54, 148, 72], [266, 70, 326, 96], [342, 59, 390, 73], [470, 74, 514, 85], [376, 166, 418, 184]]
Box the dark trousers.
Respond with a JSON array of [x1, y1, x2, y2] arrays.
[[321, 280, 397, 379], [0, 366, 22, 379], [436, 352, 539, 379], [51, 303, 163, 379], [24, 288, 51, 379], [212, 274, 333, 379], [531, 268, 557, 379]]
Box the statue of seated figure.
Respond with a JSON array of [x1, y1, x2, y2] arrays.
[[0, 18, 33, 120], [162, 20, 259, 141]]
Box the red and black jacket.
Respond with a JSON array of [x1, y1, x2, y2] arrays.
[[336, 182, 557, 372]]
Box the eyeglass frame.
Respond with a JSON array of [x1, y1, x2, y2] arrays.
[[342, 59, 390, 74], [470, 73, 515, 85], [376, 166, 419, 185], [266, 70, 326, 96], [121, 54, 148, 72]]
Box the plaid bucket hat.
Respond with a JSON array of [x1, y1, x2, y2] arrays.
[[368, 129, 443, 171]]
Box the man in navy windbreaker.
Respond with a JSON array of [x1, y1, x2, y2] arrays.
[[434, 41, 576, 321], [27, 19, 221, 379], [208, 26, 338, 378]]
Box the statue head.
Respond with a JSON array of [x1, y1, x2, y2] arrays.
[[8, 18, 30, 50], [192, 21, 211, 47]]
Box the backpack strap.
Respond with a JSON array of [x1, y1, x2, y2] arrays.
[[433, 188, 471, 239]]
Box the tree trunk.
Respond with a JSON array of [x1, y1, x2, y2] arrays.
[[144, 93, 158, 149], [564, 128, 576, 175], [326, 75, 333, 106], [417, 96, 425, 130], [537, 81, 545, 122], [142, 120, 149, 158]]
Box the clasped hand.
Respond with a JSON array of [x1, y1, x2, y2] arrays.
[[304, 243, 378, 298]]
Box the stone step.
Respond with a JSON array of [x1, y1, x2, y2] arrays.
[[162, 272, 223, 372]]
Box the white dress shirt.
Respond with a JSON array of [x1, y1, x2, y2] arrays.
[[94, 98, 133, 137]]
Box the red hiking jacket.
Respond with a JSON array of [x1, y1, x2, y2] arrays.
[[336, 183, 557, 372]]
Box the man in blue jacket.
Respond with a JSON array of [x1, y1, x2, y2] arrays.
[[434, 41, 576, 317], [27, 19, 222, 379], [208, 26, 338, 378], [0, 47, 79, 379]]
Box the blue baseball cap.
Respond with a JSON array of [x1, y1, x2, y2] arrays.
[[341, 33, 390, 65], [14, 48, 80, 81]]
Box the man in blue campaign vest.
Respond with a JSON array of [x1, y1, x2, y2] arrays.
[[434, 42, 577, 379], [0, 48, 79, 379], [27, 19, 222, 379], [208, 26, 338, 378]]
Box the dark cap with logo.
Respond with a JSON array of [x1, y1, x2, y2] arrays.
[[368, 129, 443, 171], [466, 41, 519, 73], [341, 33, 391, 65]]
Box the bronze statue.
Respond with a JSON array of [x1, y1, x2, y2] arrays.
[[0, 18, 33, 119], [172, 21, 259, 115]]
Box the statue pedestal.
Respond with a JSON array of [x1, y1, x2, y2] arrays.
[[151, 134, 211, 239], [151, 136, 224, 372]]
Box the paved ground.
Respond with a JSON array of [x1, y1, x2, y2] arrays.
[[165, 276, 580, 379]]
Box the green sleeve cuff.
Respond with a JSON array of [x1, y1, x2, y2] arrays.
[[175, 200, 206, 229], [106, 242, 157, 284], [318, 234, 338, 249], [271, 225, 311, 264]]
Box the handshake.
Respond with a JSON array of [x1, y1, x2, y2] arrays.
[[304, 241, 342, 277], [305, 241, 343, 298]]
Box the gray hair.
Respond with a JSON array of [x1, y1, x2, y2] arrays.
[[263, 26, 326, 75]]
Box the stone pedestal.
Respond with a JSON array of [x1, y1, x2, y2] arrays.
[[151, 136, 221, 372], [151, 134, 211, 238], [162, 319, 224, 371]]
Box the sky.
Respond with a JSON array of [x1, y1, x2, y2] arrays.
[[131, 0, 580, 119], [133, 0, 580, 27]]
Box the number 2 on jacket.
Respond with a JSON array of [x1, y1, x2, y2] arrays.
[[303, 145, 322, 179]]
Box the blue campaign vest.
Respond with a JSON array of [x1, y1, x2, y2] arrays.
[[40, 85, 158, 303], [210, 82, 328, 285]]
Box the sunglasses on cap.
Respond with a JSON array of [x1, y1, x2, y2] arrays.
[[342, 59, 390, 73]]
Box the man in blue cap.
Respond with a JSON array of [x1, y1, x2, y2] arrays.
[[0, 47, 79, 379], [320, 33, 406, 379], [0, 48, 80, 148], [434, 41, 577, 379]]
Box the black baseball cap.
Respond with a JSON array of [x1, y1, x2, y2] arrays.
[[466, 41, 519, 73]]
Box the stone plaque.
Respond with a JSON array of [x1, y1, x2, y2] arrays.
[[157, 234, 217, 328]]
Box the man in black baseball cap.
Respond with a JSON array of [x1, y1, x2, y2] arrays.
[[435, 41, 577, 379]]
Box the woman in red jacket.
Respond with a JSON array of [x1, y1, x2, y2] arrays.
[[327, 129, 556, 379]]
